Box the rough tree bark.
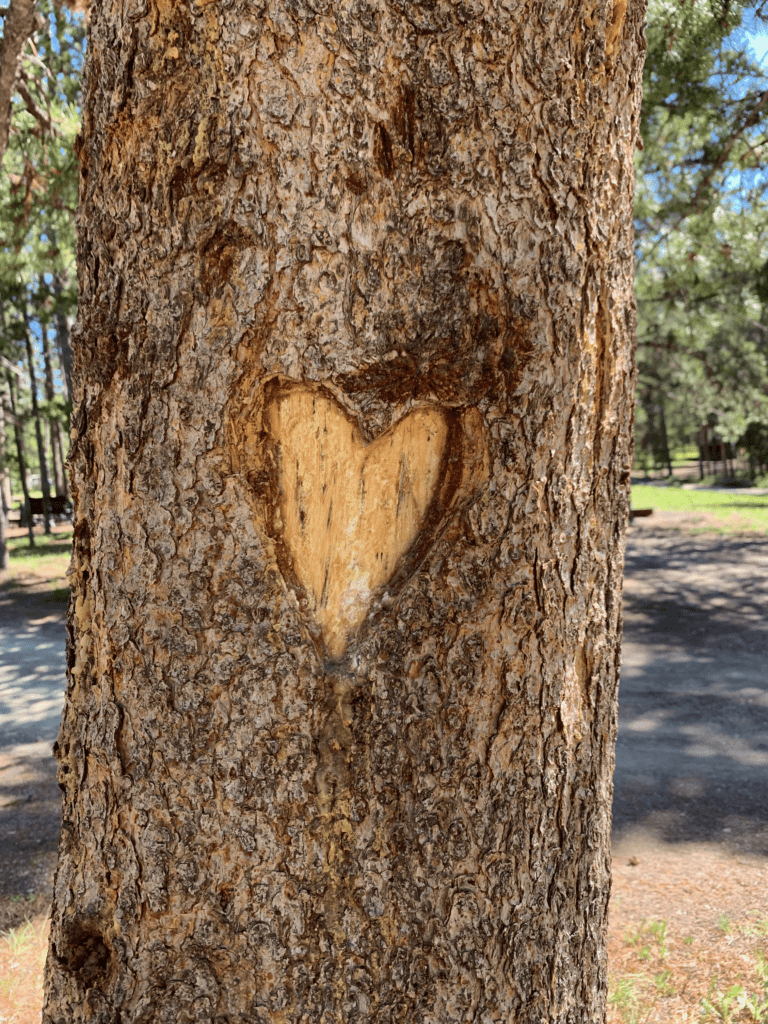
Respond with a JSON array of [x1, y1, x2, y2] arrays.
[[44, 1, 644, 1021]]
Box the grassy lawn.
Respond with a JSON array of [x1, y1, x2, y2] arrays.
[[1, 527, 72, 596], [631, 485, 768, 534]]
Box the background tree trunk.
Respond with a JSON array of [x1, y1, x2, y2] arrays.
[[0, 384, 7, 568], [23, 307, 52, 533], [45, 1, 644, 1021], [1, 365, 20, 516], [52, 271, 73, 406], [41, 316, 67, 498], [7, 373, 34, 547], [0, 0, 38, 166]]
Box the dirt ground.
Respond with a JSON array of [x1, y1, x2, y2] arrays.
[[616, 510, 768, 856], [610, 511, 768, 1020], [1, 514, 767, 1019]]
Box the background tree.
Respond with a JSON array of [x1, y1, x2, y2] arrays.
[[635, 0, 768, 471], [0, 0, 81, 545], [43, 0, 644, 1021]]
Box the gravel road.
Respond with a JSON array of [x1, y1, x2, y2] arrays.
[[615, 515, 768, 856]]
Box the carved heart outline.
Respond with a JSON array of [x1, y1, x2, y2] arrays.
[[263, 381, 487, 660]]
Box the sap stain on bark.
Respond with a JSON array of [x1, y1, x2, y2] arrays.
[[373, 122, 395, 179]]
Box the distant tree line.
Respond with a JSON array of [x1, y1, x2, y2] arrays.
[[0, 0, 82, 568], [636, 0, 768, 479]]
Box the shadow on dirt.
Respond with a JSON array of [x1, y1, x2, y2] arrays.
[[614, 526, 768, 857]]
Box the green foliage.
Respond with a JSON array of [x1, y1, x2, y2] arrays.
[[704, 978, 753, 1019], [608, 973, 651, 1024], [0, 0, 82, 507], [636, 0, 768, 468]]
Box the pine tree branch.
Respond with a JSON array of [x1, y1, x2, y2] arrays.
[[0, 353, 23, 377], [643, 88, 768, 257], [16, 75, 53, 135]]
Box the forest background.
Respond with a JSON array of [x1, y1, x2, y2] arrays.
[[3, 0, 768, 559]]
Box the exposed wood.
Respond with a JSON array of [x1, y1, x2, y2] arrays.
[[266, 385, 449, 657]]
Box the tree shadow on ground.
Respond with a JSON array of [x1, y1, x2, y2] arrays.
[[615, 529, 768, 856]]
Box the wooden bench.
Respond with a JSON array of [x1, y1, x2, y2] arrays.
[[25, 496, 73, 520]]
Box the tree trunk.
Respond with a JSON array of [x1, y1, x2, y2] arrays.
[[52, 271, 73, 404], [658, 399, 671, 477], [0, 378, 11, 511], [40, 314, 67, 498], [0, 0, 38, 166], [45, 2, 644, 1021], [0, 383, 7, 569], [22, 309, 52, 534], [7, 373, 34, 547], [0, 491, 5, 569]]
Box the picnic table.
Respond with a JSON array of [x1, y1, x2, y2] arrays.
[[6, 496, 72, 526]]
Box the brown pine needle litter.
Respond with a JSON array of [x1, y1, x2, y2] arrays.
[[0, 916, 49, 1024], [608, 842, 768, 1023]]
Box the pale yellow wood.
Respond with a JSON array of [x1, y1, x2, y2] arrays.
[[266, 387, 448, 657]]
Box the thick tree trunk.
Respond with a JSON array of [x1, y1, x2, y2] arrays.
[[45, 2, 644, 1021]]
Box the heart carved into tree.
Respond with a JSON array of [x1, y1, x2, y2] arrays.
[[265, 385, 451, 658]]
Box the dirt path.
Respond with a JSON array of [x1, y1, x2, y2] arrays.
[[608, 515, 768, 1021], [0, 579, 67, 933], [616, 515, 768, 858]]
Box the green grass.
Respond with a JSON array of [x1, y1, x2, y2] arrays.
[[2, 528, 72, 589], [631, 485, 768, 534]]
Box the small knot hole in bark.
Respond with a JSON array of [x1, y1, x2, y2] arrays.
[[53, 919, 112, 986], [264, 384, 457, 658]]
